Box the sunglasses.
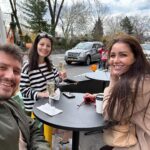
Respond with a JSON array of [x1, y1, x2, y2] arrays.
[[38, 32, 53, 39]]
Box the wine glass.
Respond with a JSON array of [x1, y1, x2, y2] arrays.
[[47, 80, 55, 106], [58, 61, 67, 80], [59, 61, 64, 71]]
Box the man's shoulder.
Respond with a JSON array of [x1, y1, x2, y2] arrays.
[[5, 99, 24, 113], [7, 99, 20, 108]]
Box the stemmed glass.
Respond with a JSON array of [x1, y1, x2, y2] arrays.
[[59, 61, 64, 71], [58, 61, 66, 80], [47, 80, 55, 106]]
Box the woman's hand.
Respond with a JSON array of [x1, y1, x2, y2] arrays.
[[37, 91, 49, 98], [109, 66, 120, 87], [83, 93, 96, 102], [110, 66, 120, 78], [59, 71, 67, 80]]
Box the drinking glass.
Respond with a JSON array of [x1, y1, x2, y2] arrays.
[[59, 61, 64, 71], [47, 80, 55, 106], [58, 61, 66, 80]]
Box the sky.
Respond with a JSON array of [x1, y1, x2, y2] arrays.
[[0, 0, 150, 28], [100, 0, 150, 16], [64, 0, 150, 17], [0, 0, 150, 18]]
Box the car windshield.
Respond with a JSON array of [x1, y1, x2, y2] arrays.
[[141, 44, 150, 51], [74, 42, 93, 50]]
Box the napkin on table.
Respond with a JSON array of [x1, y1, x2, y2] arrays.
[[37, 103, 63, 116]]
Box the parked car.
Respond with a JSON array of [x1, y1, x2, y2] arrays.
[[64, 41, 103, 65], [141, 43, 150, 61]]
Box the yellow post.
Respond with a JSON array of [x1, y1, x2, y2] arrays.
[[31, 112, 52, 149], [31, 112, 35, 119], [44, 124, 53, 149]]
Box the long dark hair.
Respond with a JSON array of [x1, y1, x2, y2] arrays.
[[106, 34, 150, 122], [28, 32, 53, 71]]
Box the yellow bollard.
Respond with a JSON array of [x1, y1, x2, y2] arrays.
[[31, 112, 35, 119], [31, 112, 52, 149], [44, 124, 53, 149]]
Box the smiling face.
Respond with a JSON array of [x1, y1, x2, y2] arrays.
[[109, 42, 135, 76], [0, 51, 21, 100], [37, 38, 52, 62]]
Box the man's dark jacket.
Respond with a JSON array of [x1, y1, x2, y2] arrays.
[[0, 99, 50, 150]]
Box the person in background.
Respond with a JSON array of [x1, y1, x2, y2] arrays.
[[100, 34, 150, 150], [20, 32, 65, 114], [98, 45, 108, 70], [0, 44, 50, 150]]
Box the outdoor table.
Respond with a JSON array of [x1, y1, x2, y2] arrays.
[[33, 93, 106, 150], [83, 70, 110, 91], [84, 70, 110, 81], [59, 70, 110, 93]]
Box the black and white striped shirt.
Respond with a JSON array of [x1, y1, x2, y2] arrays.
[[20, 62, 59, 112]]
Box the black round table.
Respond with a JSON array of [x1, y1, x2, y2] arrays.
[[33, 93, 106, 150]]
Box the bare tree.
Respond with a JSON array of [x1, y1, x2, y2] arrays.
[[59, 1, 91, 46], [130, 15, 150, 42], [88, 0, 109, 21], [9, 0, 22, 38], [61, 2, 90, 37], [46, 0, 64, 36], [104, 16, 123, 35]]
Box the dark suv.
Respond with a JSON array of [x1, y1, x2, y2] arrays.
[[64, 41, 103, 65]]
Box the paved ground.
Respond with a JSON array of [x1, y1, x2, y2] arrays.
[[79, 131, 105, 150], [52, 131, 105, 150]]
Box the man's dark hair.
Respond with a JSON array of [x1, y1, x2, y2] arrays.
[[0, 44, 23, 64]]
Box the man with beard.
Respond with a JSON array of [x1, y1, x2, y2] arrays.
[[0, 44, 50, 150]]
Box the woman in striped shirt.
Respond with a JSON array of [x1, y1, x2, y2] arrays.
[[20, 32, 64, 113]]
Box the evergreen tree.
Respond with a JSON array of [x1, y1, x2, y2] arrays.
[[92, 17, 103, 41], [21, 0, 50, 33], [120, 16, 134, 34]]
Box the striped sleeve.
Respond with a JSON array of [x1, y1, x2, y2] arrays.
[[52, 66, 61, 84], [52, 66, 59, 79], [20, 62, 38, 101]]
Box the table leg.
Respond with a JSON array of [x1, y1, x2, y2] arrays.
[[72, 131, 79, 150]]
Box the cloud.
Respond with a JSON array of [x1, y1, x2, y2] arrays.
[[101, 0, 150, 16], [1, 0, 150, 23]]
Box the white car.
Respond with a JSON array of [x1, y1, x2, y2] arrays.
[[141, 44, 150, 61]]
